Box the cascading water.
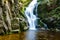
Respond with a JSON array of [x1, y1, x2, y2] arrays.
[[25, 0, 38, 30]]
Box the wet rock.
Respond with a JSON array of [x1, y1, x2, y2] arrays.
[[42, 17, 57, 29]]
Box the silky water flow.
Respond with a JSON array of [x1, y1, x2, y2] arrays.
[[25, 0, 38, 30]]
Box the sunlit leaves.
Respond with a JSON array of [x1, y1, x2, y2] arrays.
[[19, 0, 31, 16]]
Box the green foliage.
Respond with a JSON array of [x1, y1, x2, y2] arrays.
[[37, 0, 60, 29], [19, 0, 31, 14]]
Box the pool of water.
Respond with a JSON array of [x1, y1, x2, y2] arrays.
[[0, 30, 60, 40]]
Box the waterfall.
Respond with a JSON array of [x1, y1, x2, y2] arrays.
[[25, 0, 38, 30]]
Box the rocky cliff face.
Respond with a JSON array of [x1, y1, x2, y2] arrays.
[[37, 0, 60, 30], [0, 0, 28, 35]]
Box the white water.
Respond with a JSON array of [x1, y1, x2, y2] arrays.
[[25, 0, 38, 30]]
